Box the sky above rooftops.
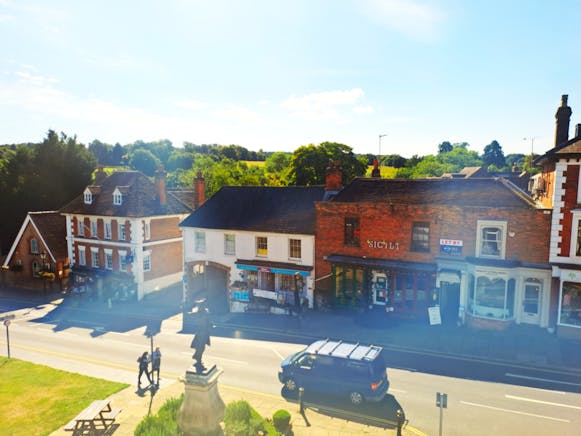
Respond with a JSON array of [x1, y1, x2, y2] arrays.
[[1, 0, 580, 157]]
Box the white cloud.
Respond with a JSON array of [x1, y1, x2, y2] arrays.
[[353, 105, 374, 114], [174, 100, 209, 111], [15, 71, 58, 86], [364, 0, 445, 40], [212, 105, 262, 124]]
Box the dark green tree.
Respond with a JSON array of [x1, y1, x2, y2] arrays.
[[265, 152, 290, 173], [438, 141, 453, 154], [88, 140, 113, 165], [129, 149, 160, 176], [482, 140, 506, 169]]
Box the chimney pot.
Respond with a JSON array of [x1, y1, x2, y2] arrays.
[[555, 94, 572, 147], [155, 165, 166, 206], [576, 123, 581, 139], [325, 160, 343, 191], [193, 172, 205, 209]]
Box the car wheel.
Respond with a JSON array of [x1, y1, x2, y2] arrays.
[[284, 378, 298, 391], [349, 391, 364, 405]]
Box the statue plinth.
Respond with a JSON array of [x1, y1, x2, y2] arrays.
[[178, 365, 225, 436]]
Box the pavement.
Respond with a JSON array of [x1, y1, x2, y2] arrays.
[[2, 285, 581, 435]]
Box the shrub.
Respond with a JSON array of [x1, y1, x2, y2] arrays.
[[134, 396, 183, 436], [223, 400, 266, 435], [272, 409, 291, 433]]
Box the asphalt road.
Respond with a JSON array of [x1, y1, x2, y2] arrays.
[[1, 298, 581, 436]]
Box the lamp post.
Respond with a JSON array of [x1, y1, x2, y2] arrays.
[[39, 251, 47, 298], [378, 134, 387, 157]]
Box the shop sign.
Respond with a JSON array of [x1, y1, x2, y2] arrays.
[[253, 288, 277, 300], [439, 239, 463, 256], [366, 240, 400, 250], [258, 267, 271, 273]]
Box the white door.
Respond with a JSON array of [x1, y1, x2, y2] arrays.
[[373, 275, 388, 305], [522, 282, 541, 324]]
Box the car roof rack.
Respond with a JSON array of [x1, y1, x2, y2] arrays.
[[346, 342, 360, 358], [328, 340, 343, 355], [312, 338, 330, 354], [362, 345, 382, 360]]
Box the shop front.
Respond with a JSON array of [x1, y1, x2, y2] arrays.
[[232, 259, 312, 315], [553, 267, 581, 339], [326, 255, 437, 319], [70, 265, 136, 302]]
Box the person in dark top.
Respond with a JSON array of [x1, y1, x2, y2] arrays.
[[137, 351, 152, 387], [151, 347, 161, 385]]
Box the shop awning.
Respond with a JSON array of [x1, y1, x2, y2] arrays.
[[325, 254, 436, 273], [235, 259, 312, 276]]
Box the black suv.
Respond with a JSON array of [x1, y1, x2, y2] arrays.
[[278, 339, 389, 405]]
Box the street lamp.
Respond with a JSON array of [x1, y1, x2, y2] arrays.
[[523, 137, 537, 156], [378, 134, 387, 157], [39, 251, 47, 298]]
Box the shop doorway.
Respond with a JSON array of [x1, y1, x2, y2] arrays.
[[440, 281, 460, 325], [521, 279, 541, 325]]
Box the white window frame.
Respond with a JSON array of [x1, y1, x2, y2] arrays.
[[289, 238, 302, 260], [90, 219, 98, 238], [91, 247, 100, 268], [77, 218, 85, 237], [113, 188, 123, 206], [118, 222, 126, 241], [104, 249, 113, 270], [83, 188, 92, 204], [119, 251, 127, 272], [195, 231, 206, 253], [104, 221, 112, 240], [256, 236, 268, 257], [476, 220, 507, 259], [570, 211, 581, 259], [78, 245, 86, 266], [143, 251, 151, 272], [224, 234, 235, 255], [144, 221, 151, 241]]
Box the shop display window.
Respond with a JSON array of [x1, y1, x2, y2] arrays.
[[469, 275, 515, 320], [560, 282, 581, 327]]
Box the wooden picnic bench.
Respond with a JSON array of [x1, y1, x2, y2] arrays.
[[64, 399, 121, 433]]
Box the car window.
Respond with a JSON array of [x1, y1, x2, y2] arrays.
[[296, 354, 315, 369]]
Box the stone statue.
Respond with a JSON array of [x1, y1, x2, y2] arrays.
[[190, 304, 212, 371]]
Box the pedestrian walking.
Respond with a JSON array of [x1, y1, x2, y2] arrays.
[[151, 347, 161, 385], [137, 351, 152, 387]]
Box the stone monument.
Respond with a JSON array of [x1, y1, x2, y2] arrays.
[[177, 364, 225, 436]]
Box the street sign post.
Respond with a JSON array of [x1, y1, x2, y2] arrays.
[[436, 392, 447, 436], [1, 314, 15, 358]]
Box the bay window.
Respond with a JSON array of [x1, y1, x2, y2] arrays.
[[468, 274, 515, 320], [559, 282, 581, 327]]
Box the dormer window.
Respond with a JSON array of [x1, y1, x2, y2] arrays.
[[113, 188, 123, 206], [83, 188, 92, 204]]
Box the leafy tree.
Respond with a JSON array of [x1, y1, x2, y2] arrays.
[[129, 149, 160, 176], [505, 153, 525, 172], [111, 143, 126, 165], [88, 140, 113, 165], [166, 150, 194, 172], [438, 141, 453, 154], [288, 142, 367, 186], [438, 147, 482, 170], [265, 152, 290, 173], [482, 140, 505, 169], [382, 154, 407, 168]]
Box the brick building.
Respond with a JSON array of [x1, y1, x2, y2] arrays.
[[59, 168, 193, 301], [2, 211, 69, 293], [315, 176, 552, 330], [534, 95, 581, 339]]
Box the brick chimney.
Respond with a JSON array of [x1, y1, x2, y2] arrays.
[[94, 165, 107, 185], [193, 171, 205, 209], [555, 94, 572, 147], [371, 158, 381, 178], [576, 123, 581, 139], [155, 165, 166, 206], [325, 160, 342, 191]]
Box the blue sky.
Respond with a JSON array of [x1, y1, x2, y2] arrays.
[[1, 0, 580, 158]]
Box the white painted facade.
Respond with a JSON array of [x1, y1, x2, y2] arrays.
[[182, 227, 316, 307]]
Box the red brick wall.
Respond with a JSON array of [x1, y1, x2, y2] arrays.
[[150, 217, 182, 240], [315, 201, 551, 279], [558, 164, 579, 257], [145, 240, 182, 280]]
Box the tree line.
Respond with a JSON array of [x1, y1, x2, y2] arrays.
[[0, 131, 537, 255]]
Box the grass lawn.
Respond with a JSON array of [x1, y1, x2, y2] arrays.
[[0, 357, 128, 436]]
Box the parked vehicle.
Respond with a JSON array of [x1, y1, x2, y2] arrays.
[[278, 339, 389, 405]]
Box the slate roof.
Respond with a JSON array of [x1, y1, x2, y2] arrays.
[[534, 135, 581, 165], [60, 171, 192, 217], [331, 177, 538, 208], [180, 186, 326, 234], [29, 211, 68, 261]]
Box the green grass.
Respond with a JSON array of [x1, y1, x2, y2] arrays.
[[0, 357, 128, 436], [365, 165, 397, 178]]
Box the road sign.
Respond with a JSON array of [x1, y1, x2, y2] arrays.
[[436, 392, 447, 408], [4, 320, 10, 327], [0, 314, 15, 322]]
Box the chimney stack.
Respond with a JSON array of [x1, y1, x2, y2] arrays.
[[155, 165, 166, 206], [576, 123, 581, 139], [371, 158, 381, 178], [94, 165, 107, 185], [555, 94, 572, 147], [193, 171, 205, 209], [325, 160, 342, 191]]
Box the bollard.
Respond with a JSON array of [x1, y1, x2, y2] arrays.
[[298, 387, 305, 413], [396, 409, 405, 436]]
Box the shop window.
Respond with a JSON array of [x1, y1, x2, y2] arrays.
[[258, 271, 275, 291], [469, 275, 514, 320], [224, 234, 235, 255], [411, 222, 430, 252], [334, 266, 364, 305], [256, 236, 268, 257], [576, 222, 581, 256], [289, 239, 302, 259], [476, 220, 506, 259], [559, 282, 581, 326], [344, 217, 360, 247], [279, 274, 295, 291], [30, 238, 39, 254], [195, 231, 206, 253]]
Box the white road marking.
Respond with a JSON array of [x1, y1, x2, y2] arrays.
[[389, 388, 407, 394], [505, 372, 581, 387], [460, 401, 570, 423], [271, 348, 285, 360], [505, 395, 581, 410]]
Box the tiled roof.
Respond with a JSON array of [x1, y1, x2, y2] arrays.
[[534, 136, 581, 164], [180, 186, 326, 234], [331, 177, 538, 208], [29, 211, 67, 261], [60, 171, 192, 217]]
